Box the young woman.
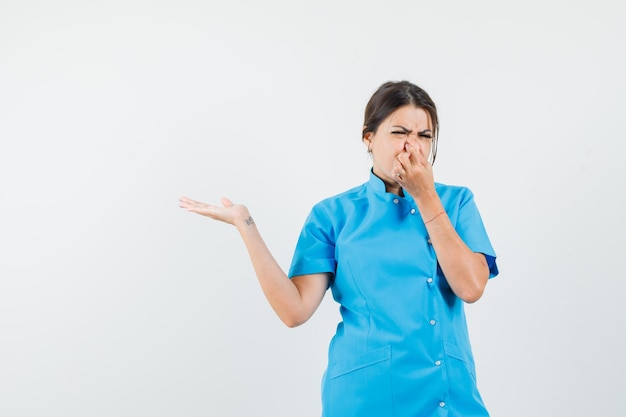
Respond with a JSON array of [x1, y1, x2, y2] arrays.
[[180, 80, 499, 417]]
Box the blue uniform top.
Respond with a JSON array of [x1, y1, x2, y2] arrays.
[[288, 171, 499, 417]]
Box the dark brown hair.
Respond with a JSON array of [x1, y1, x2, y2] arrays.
[[363, 80, 439, 164]]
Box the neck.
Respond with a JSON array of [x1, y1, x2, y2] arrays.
[[384, 181, 403, 196]]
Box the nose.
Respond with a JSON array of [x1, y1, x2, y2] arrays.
[[405, 134, 419, 149]]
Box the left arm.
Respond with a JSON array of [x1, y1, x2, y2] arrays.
[[414, 195, 489, 303], [394, 143, 489, 303]]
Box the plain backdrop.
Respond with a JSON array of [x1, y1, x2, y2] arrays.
[[1, 1, 625, 416]]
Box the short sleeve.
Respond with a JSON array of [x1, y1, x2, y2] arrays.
[[455, 189, 499, 278], [288, 204, 337, 279]]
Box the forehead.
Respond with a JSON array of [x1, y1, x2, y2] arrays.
[[384, 105, 432, 129]]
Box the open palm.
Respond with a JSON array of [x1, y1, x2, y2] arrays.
[[179, 196, 250, 226]]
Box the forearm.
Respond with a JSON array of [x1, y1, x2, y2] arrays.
[[235, 216, 314, 326], [417, 195, 489, 303], [180, 196, 325, 324]]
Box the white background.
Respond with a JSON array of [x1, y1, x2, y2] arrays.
[[1, 1, 625, 416]]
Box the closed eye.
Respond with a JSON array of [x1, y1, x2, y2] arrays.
[[390, 127, 433, 140], [418, 129, 433, 139]]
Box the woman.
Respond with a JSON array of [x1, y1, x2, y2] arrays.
[[179, 80, 499, 417]]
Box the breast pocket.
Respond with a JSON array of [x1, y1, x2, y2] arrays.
[[323, 346, 393, 417]]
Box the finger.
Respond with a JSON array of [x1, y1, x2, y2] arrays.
[[396, 153, 407, 167], [179, 197, 211, 213], [185, 201, 210, 212], [392, 160, 404, 178], [405, 142, 423, 159], [405, 142, 427, 164], [398, 142, 420, 165], [179, 199, 203, 209], [395, 158, 410, 181], [179, 196, 204, 206], [179, 196, 197, 209], [221, 197, 234, 208]]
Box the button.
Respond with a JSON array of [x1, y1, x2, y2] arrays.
[[439, 401, 446, 408], [427, 238, 432, 244], [427, 277, 433, 284], [435, 360, 442, 366], [410, 208, 416, 214], [429, 319, 436, 326], [393, 198, 399, 204]]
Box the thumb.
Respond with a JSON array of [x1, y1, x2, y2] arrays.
[[221, 197, 234, 208], [405, 142, 422, 155]]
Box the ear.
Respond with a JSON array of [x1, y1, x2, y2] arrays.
[[362, 127, 373, 146]]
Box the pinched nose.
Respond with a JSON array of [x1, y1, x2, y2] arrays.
[[403, 140, 421, 155]]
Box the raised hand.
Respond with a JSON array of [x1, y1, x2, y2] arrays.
[[179, 196, 252, 228], [393, 142, 435, 200]]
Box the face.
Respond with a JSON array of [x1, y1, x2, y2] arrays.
[[363, 105, 434, 187]]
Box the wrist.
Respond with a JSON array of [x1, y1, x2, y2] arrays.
[[232, 207, 254, 230], [414, 191, 441, 213], [424, 210, 446, 225]]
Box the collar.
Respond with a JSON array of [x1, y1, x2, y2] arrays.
[[367, 169, 416, 205]]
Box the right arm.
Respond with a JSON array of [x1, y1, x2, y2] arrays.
[[179, 196, 330, 327]]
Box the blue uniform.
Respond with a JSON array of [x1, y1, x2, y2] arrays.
[[288, 171, 499, 417]]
